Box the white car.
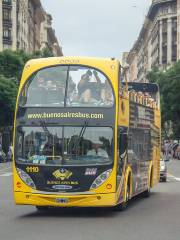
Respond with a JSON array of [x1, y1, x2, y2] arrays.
[[160, 159, 167, 182]]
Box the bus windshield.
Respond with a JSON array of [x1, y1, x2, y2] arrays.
[[20, 65, 114, 107], [16, 126, 113, 166]]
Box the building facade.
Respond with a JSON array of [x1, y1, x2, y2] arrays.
[[40, 12, 63, 56], [0, 0, 63, 56], [125, 0, 180, 82]]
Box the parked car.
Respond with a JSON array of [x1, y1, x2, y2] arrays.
[[7, 145, 13, 162], [160, 158, 167, 182]]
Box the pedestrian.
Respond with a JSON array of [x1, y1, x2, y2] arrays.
[[0, 144, 6, 163]]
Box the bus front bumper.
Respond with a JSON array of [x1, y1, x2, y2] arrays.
[[14, 191, 117, 207]]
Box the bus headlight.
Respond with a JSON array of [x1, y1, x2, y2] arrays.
[[90, 169, 112, 190], [17, 168, 36, 189]]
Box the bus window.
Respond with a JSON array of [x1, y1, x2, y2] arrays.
[[16, 126, 113, 166], [20, 66, 68, 107], [66, 66, 114, 107], [19, 65, 114, 108]]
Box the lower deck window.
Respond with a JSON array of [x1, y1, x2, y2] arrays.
[[16, 126, 113, 166]]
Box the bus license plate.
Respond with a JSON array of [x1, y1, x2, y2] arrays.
[[56, 198, 69, 204]]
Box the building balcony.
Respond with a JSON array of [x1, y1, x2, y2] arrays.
[[3, 37, 12, 45], [162, 29, 167, 33], [2, 0, 12, 9], [162, 42, 167, 46], [162, 57, 167, 64], [148, 0, 175, 21], [172, 55, 177, 61], [3, 19, 12, 27]]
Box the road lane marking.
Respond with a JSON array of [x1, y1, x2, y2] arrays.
[[168, 173, 180, 182], [0, 172, 12, 177], [0, 166, 12, 173], [174, 177, 180, 182]]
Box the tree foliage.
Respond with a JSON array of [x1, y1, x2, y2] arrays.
[[0, 48, 54, 127], [147, 62, 180, 138], [0, 47, 54, 82], [0, 75, 18, 126], [0, 50, 26, 82]]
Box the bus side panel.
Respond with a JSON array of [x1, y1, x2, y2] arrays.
[[115, 94, 129, 204], [152, 108, 161, 185]]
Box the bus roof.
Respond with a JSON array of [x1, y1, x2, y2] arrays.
[[25, 56, 120, 67], [20, 56, 120, 88]]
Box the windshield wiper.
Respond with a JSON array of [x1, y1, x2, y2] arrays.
[[68, 120, 89, 156]]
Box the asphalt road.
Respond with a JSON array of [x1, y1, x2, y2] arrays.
[[0, 160, 180, 240]]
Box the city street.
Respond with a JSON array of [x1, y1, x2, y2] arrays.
[[0, 160, 180, 240], [0, 1, 180, 240]]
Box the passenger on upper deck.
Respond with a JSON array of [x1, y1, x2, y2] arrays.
[[99, 80, 113, 106], [37, 76, 46, 89], [78, 70, 102, 100], [79, 89, 98, 104], [27, 75, 47, 105]]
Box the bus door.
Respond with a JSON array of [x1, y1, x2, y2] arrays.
[[128, 129, 141, 194], [117, 127, 128, 188]]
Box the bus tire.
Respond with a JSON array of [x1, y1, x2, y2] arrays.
[[115, 185, 130, 211], [144, 168, 153, 198], [143, 187, 150, 198], [162, 177, 167, 182], [143, 177, 151, 198]]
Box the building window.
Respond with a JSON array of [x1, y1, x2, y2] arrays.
[[172, 45, 177, 62], [172, 18, 177, 32], [171, 3, 177, 14], [3, 8, 11, 21], [3, 0, 12, 3], [3, 27, 11, 39], [172, 32, 177, 45], [162, 19, 167, 33], [162, 5, 169, 15], [162, 46, 167, 64]]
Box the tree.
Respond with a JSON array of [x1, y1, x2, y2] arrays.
[[0, 48, 54, 83], [147, 62, 180, 139], [0, 50, 27, 82], [0, 75, 18, 126], [0, 48, 55, 128]]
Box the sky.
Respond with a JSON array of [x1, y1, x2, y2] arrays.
[[41, 0, 152, 59]]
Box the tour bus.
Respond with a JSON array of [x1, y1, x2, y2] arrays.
[[13, 57, 161, 210]]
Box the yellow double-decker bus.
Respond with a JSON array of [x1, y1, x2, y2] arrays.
[[13, 57, 161, 210]]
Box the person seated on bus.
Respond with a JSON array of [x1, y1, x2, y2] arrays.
[[79, 89, 99, 104], [46, 80, 57, 91], [99, 88, 113, 106], [46, 80, 61, 105], [87, 142, 108, 158], [27, 76, 47, 105], [37, 77, 46, 89], [77, 70, 93, 96], [77, 70, 102, 100], [56, 81, 66, 102], [67, 81, 79, 105]]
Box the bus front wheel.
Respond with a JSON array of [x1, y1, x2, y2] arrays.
[[144, 170, 152, 198], [115, 185, 130, 211]]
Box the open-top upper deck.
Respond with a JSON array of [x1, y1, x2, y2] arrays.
[[18, 57, 120, 110], [20, 57, 120, 90]]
